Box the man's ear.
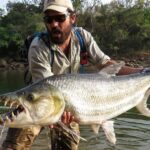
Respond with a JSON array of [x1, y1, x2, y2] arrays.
[[70, 14, 76, 24]]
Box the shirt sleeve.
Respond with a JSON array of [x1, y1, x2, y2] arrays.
[[28, 37, 54, 82], [79, 28, 110, 66]]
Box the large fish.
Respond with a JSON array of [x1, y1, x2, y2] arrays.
[[0, 63, 150, 144]]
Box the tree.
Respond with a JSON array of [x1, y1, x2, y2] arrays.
[[0, 2, 44, 57], [0, 8, 5, 18], [0, 0, 149, 59]]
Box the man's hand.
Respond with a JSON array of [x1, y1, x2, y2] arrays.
[[49, 111, 76, 128], [61, 111, 75, 124]]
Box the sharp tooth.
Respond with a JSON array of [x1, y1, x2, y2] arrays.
[[10, 101, 16, 108], [10, 102, 13, 108], [5, 116, 11, 122], [0, 115, 4, 123], [12, 112, 16, 118], [4, 100, 9, 106]]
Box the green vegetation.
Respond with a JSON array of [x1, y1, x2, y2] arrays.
[[0, 0, 150, 58]]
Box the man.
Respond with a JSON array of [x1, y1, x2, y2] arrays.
[[1, 0, 149, 150]]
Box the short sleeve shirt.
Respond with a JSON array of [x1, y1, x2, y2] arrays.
[[28, 27, 110, 82]]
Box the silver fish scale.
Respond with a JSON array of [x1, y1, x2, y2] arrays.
[[43, 73, 150, 123]]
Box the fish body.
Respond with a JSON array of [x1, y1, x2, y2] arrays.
[[45, 72, 150, 122], [0, 64, 150, 144]]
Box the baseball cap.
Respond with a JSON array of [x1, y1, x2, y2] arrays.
[[43, 0, 74, 13]]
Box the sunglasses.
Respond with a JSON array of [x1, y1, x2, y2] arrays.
[[44, 14, 70, 24]]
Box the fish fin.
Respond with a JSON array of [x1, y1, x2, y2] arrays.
[[102, 121, 116, 144], [99, 61, 125, 77], [91, 124, 101, 134], [57, 121, 87, 141], [136, 88, 150, 117]]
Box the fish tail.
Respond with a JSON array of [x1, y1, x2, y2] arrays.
[[136, 88, 150, 117]]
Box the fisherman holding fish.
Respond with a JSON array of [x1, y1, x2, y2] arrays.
[[1, 0, 150, 150]]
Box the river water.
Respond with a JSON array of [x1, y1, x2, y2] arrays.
[[0, 70, 150, 150]]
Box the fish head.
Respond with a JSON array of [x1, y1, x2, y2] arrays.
[[0, 82, 65, 128]]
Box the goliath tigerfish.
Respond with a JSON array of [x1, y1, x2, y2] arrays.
[[0, 63, 150, 144]]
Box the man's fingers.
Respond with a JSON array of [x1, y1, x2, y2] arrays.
[[61, 111, 75, 124], [67, 111, 71, 122], [49, 124, 54, 128], [62, 111, 67, 123]]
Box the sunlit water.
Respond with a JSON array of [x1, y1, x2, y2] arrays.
[[0, 70, 150, 150]]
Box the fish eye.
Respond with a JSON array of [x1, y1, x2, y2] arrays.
[[27, 94, 34, 101]]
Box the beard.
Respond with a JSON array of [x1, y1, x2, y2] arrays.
[[48, 23, 72, 44]]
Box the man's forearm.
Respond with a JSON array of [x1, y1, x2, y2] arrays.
[[101, 59, 150, 75]]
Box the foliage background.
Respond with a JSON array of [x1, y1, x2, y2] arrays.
[[0, 0, 150, 59]]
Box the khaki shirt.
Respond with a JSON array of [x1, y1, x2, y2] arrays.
[[28, 27, 110, 82]]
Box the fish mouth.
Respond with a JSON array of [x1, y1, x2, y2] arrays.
[[0, 95, 26, 125]]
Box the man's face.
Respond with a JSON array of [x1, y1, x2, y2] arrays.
[[44, 10, 76, 44]]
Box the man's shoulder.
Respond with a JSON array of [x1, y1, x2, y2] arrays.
[[29, 33, 50, 56], [73, 27, 93, 44], [30, 34, 48, 49], [73, 27, 90, 35]]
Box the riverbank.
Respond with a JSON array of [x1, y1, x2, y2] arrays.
[[0, 52, 150, 71], [0, 58, 25, 71], [115, 51, 150, 67]]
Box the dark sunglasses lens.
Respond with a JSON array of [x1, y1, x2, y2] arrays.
[[44, 15, 67, 23], [44, 16, 52, 23], [55, 15, 66, 22]]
